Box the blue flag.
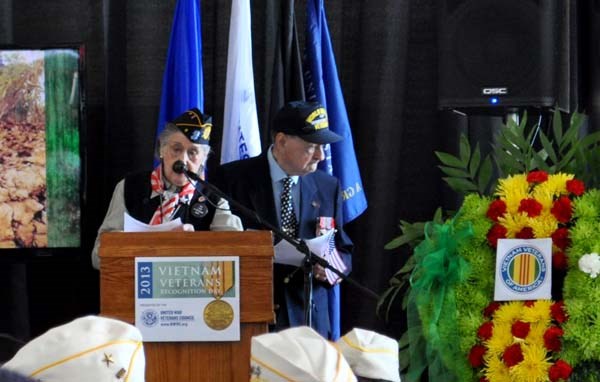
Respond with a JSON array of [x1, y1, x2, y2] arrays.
[[303, 0, 368, 341], [155, 0, 204, 166], [303, 0, 367, 224]]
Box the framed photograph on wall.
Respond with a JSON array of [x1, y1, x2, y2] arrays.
[[0, 46, 84, 250]]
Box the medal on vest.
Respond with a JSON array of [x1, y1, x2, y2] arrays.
[[190, 202, 208, 218]]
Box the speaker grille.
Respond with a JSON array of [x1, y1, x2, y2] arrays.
[[438, 0, 558, 110]]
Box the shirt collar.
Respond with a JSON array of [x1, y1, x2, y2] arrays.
[[267, 145, 299, 185]]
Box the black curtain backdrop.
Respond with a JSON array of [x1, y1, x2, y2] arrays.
[[0, 0, 595, 351]]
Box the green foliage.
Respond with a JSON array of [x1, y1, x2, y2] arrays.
[[435, 135, 494, 195], [377, 209, 444, 321], [562, 190, 600, 368], [437, 109, 600, 197], [493, 111, 538, 176], [569, 360, 600, 382]]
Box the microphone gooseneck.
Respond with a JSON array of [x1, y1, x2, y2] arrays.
[[171, 160, 379, 305]]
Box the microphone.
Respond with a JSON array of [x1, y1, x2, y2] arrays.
[[172, 160, 220, 207], [172, 160, 199, 180]]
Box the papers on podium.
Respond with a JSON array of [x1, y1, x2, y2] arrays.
[[124, 212, 183, 232]]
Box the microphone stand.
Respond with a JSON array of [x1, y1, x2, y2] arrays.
[[177, 165, 379, 330]]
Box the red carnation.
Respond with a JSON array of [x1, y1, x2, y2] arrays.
[[518, 198, 543, 217], [468, 344, 487, 368], [516, 227, 535, 239], [479, 378, 489, 382], [486, 199, 507, 222], [503, 343, 524, 367], [511, 320, 531, 339], [551, 301, 568, 324], [527, 170, 549, 183], [477, 321, 494, 340], [549, 360, 572, 382], [553, 251, 568, 270], [524, 300, 535, 307], [483, 302, 501, 318], [551, 196, 572, 223], [487, 224, 507, 247], [566, 178, 585, 196], [551, 227, 570, 251], [544, 326, 564, 352]]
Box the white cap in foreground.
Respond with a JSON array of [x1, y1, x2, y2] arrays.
[[336, 328, 400, 382], [1, 316, 145, 382], [250, 326, 356, 382]]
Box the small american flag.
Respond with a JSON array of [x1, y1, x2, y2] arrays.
[[322, 230, 346, 284]]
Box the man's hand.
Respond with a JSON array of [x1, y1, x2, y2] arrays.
[[313, 264, 327, 282]]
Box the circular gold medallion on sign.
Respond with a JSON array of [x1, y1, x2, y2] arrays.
[[203, 299, 234, 330]]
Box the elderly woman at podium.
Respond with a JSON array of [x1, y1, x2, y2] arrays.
[[91, 108, 243, 269]]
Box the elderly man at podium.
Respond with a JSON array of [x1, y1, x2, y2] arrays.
[[91, 108, 243, 269], [215, 101, 353, 339]]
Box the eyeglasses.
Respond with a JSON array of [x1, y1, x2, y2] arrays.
[[167, 142, 202, 161]]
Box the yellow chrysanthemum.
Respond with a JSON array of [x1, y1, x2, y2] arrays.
[[486, 322, 514, 356], [528, 212, 559, 238], [485, 354, 512, 382], [493, 301, 524, 324], [521, 300, 553, 325], [527, 321, 547, 344], [496, 174, 529, 214], [509, 343, 552, 382], [498, 213, 530, 238], [534, 173, 573, 200], [530, 186, 556, 210]]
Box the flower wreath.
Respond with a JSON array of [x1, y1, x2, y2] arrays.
[[413, 171, 585, 381]]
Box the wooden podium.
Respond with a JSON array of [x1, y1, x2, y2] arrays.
[[99, 231, 274, 382]]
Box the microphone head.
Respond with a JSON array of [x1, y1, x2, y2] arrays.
[[172, 160, 186, 174]]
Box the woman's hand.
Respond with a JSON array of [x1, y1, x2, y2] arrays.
[[172, 223, 195, 232]]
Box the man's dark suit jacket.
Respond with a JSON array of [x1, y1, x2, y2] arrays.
[[213, 151, 353, 338]]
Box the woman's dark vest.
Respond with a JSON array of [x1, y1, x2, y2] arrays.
[[123, 171, 216, 231]]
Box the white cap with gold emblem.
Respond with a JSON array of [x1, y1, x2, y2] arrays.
[[250, 326, 356, 382], [1, 316, 145, 382], [336, 328, 401, 382]]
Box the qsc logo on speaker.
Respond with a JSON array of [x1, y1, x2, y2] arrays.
[[482, 87, 508, 95]]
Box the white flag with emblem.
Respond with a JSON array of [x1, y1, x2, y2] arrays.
[[221, 0, 261, 164]]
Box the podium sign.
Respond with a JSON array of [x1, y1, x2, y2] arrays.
[[135, 256, 240, 342], [99, 231, 274, 382]]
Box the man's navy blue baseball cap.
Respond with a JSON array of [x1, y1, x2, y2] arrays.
[[272, 101, 342, 144]]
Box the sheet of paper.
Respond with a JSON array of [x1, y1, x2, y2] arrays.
[[273, 230, 334, 266], [124, 212, 183, 232]]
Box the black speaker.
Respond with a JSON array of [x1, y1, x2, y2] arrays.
[[438, 0, 574, 112]]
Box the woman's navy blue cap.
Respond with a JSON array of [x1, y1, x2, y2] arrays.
[[170, 108, 212, 145], [273, 101, 342, 144]]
